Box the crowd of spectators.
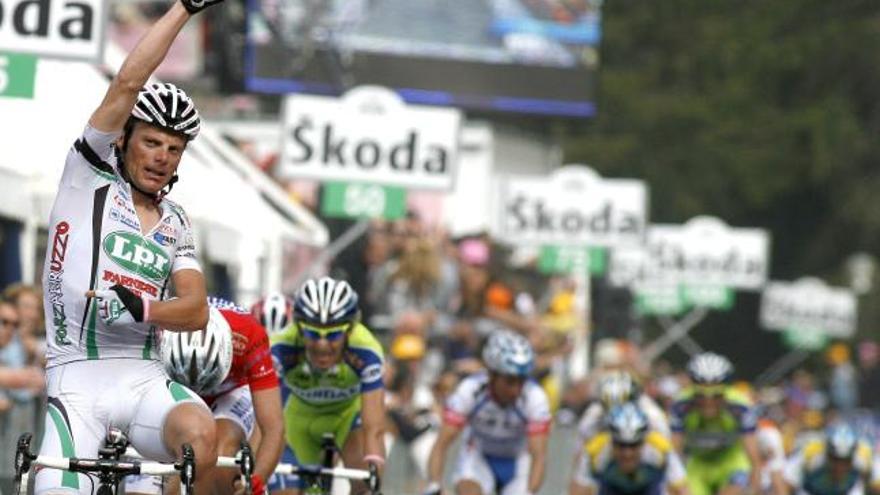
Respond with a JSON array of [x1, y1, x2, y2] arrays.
[[2, 211, 880, 492]]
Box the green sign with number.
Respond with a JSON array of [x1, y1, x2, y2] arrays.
[[537, 246, 606, 275], [782, 327, 829, 350], [321, 181, 407, 220], [0, 53, 38, 99], [636, 284, 735, 315]]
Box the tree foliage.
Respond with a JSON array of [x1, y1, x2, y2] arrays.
[[565, 1, 880, 372]]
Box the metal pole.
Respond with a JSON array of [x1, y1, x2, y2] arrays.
[[642, 308, 709, 363], [658, 315, 704, 357], [755, 349, 810, 386], [292, 219, 371, 288]]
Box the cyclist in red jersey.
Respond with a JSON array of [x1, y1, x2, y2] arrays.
[[128, 299, 283, 495]]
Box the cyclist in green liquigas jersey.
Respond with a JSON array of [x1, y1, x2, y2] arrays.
[[268, 277, 385, 495], [670, 353, 762, 495]]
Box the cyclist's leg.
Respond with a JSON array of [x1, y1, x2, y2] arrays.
[[211, 386, 256, 495], [451, 443, 494, 495], [267, 445, 302, 495], [685, 456, 714, 495], [716, 447, 751, 495], [499, 452, 530, 495], [34, 363, 110, 495], [337, 403, 370, 494], [128, 371, 217, 495]]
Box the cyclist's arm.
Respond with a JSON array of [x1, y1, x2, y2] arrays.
[[361, 387, 386, 470], [672, 431, 685, 455], [568, 449, 596, 495], [148, 269, 209, 330], [251, 387, 284, 483], [527, 431, 549, 493], [427, 422, 461, 486], [743, 432, 763, 489], [89, 2, 191, 133]]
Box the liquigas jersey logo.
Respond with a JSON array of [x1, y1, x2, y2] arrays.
[[103, 232, 171, 282]]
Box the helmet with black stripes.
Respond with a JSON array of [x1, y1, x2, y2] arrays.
[[131, 82, 201, 140], [293, 277, 360, 326], [161, 306, 232, 394]]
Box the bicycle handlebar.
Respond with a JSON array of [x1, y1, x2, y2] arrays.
[[27, 455, 183, 476]]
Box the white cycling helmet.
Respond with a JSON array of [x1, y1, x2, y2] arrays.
[[161, 306, 233, 394], [598, 371, 641, 408], [293, 277, 360, 326], [252, 292, 292, 335], [606, 402, 649, 444], [131, 82, 201, 140], [482, 329, 535, 377], [825, 422, 858, 459], [687, 352, 734, 385]]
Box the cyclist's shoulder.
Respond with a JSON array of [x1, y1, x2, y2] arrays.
[[160, 197, 193, 225], [722, 387, 754, 407], [646, 430, 673, 451], [585, 431, 612, 459], [346, 323, 384, 357], [270, 323, 301, 347]]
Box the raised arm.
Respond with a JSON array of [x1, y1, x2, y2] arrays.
[[89, 2, 191, 133]]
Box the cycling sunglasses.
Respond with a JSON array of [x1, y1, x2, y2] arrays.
[[298, 322, 350, 342], [694, 384, 726, 398], [612, 440, 643, 450]]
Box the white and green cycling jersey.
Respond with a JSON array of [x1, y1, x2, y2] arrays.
[[41, 124, 201, 368]]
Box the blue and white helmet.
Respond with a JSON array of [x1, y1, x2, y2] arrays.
[[482, 329, 534, 377], [825, 422, 858, 459], [607, 402, 649, 444], [598, 371, 641, 408], [293, 277, 360, 326], [687, 352, 734, 385]]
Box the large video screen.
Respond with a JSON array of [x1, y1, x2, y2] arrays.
[[245, 0, 602, 117]]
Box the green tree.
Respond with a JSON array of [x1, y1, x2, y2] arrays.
[[566, 1, 880, 372]]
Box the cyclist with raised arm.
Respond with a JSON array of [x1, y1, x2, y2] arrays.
[[671, 353, 763, 495], [126, 299, 284, 495], [425, 329, 551, 495], [784, 422, 874, 495], [35, 0, 226, 491], [268, 277, 385, 495], [569, 402, 689, 495]]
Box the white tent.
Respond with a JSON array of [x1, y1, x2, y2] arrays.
[[0, 55, 327, 301]]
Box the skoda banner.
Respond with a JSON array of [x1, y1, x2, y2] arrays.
[[646, 216, 769, 290], [279, 85, 462, 191], [760, 277, 857, 338], [0, 0, 106, 62], [493, 165, 647, 247]]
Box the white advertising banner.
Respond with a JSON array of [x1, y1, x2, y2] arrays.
[[761, 277, 857, 338], [279, 85, 462, 190], [0, 0, 106, 62], [646, 216, 769, 290], [494, 165, 647, 247]]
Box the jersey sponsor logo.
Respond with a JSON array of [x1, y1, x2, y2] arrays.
[[112, 194, 137, 215], [103, 231, 172, 282], [291, 384, 360, 404], [109, 207, 139, 230], [152, 232, 176, 247], [157, 222, 175, 236], [48, 221, 70, 345], [361, 363, 382, 383], [232, 332, 248, 354], [102, 270, 158, 297]]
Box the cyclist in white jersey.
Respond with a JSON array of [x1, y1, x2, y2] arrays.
[[36, 0, 226, 492], [425, 330, 551, 495]]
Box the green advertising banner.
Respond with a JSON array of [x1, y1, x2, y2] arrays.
[[0, 53, 38, 99], [321, 181, 407, 220], [636, 284, 735, 315], [537, 246, 606, 276], [682, 285, 735, 311], [782, 327, 829, 350]]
